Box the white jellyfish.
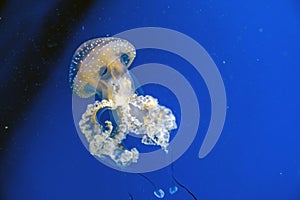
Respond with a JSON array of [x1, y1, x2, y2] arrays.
[[69, 37, 177, 166]]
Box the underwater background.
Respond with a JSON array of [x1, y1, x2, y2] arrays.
[[1, 0, 300, 199]]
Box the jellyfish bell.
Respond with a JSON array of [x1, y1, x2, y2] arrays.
[[69, 37, 136, 99]]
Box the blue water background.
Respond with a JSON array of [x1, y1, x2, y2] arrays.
[[1, 0, 300, 199]]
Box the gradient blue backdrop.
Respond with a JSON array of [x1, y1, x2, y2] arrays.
[[1, 0, 300, 200]]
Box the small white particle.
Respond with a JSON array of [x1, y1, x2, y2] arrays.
[[258, 28, 263, 33], [82, 26, 85, 31], [279, 172, 283, 175], [4, 126, 8, 129], [222, 60, 226, 64], [256, 58, 260, 62]]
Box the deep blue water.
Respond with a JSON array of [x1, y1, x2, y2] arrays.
[[1, 1, 300, 200]]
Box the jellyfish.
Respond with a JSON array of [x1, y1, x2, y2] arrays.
[[169, 185, 178, 195], [136, 164, 198, 199], [69, 37, 177, 166], [137, 173, 165, 198]]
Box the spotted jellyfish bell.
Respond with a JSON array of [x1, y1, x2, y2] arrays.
[[68, 37, 136, 99]]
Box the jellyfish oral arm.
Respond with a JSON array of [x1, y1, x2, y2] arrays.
[[79, 93, 177, 166], [79, 99, 139, 166], [128, 95, 177, 152]]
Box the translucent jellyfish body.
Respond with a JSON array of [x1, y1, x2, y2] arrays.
[[69, 37, 177, 166], [169, 185, 178, 195], [154, 189, 165, 199]]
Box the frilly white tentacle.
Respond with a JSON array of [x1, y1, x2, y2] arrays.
[[79, 93, 177, 166]]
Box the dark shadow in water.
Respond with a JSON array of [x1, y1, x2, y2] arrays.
[[0, 0, 96, 154], [0, 0, 7, 13]]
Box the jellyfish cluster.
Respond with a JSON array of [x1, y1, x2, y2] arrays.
[[69, 37, 177, 166]]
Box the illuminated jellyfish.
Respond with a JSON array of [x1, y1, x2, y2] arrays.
[[138, 173, 165, 199], [169, 185, 178, 195], [135, 164, 198, 200], [69, 37, 177, 166]]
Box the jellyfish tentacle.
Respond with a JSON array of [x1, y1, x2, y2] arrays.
[[170, 163, 198, 200]]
